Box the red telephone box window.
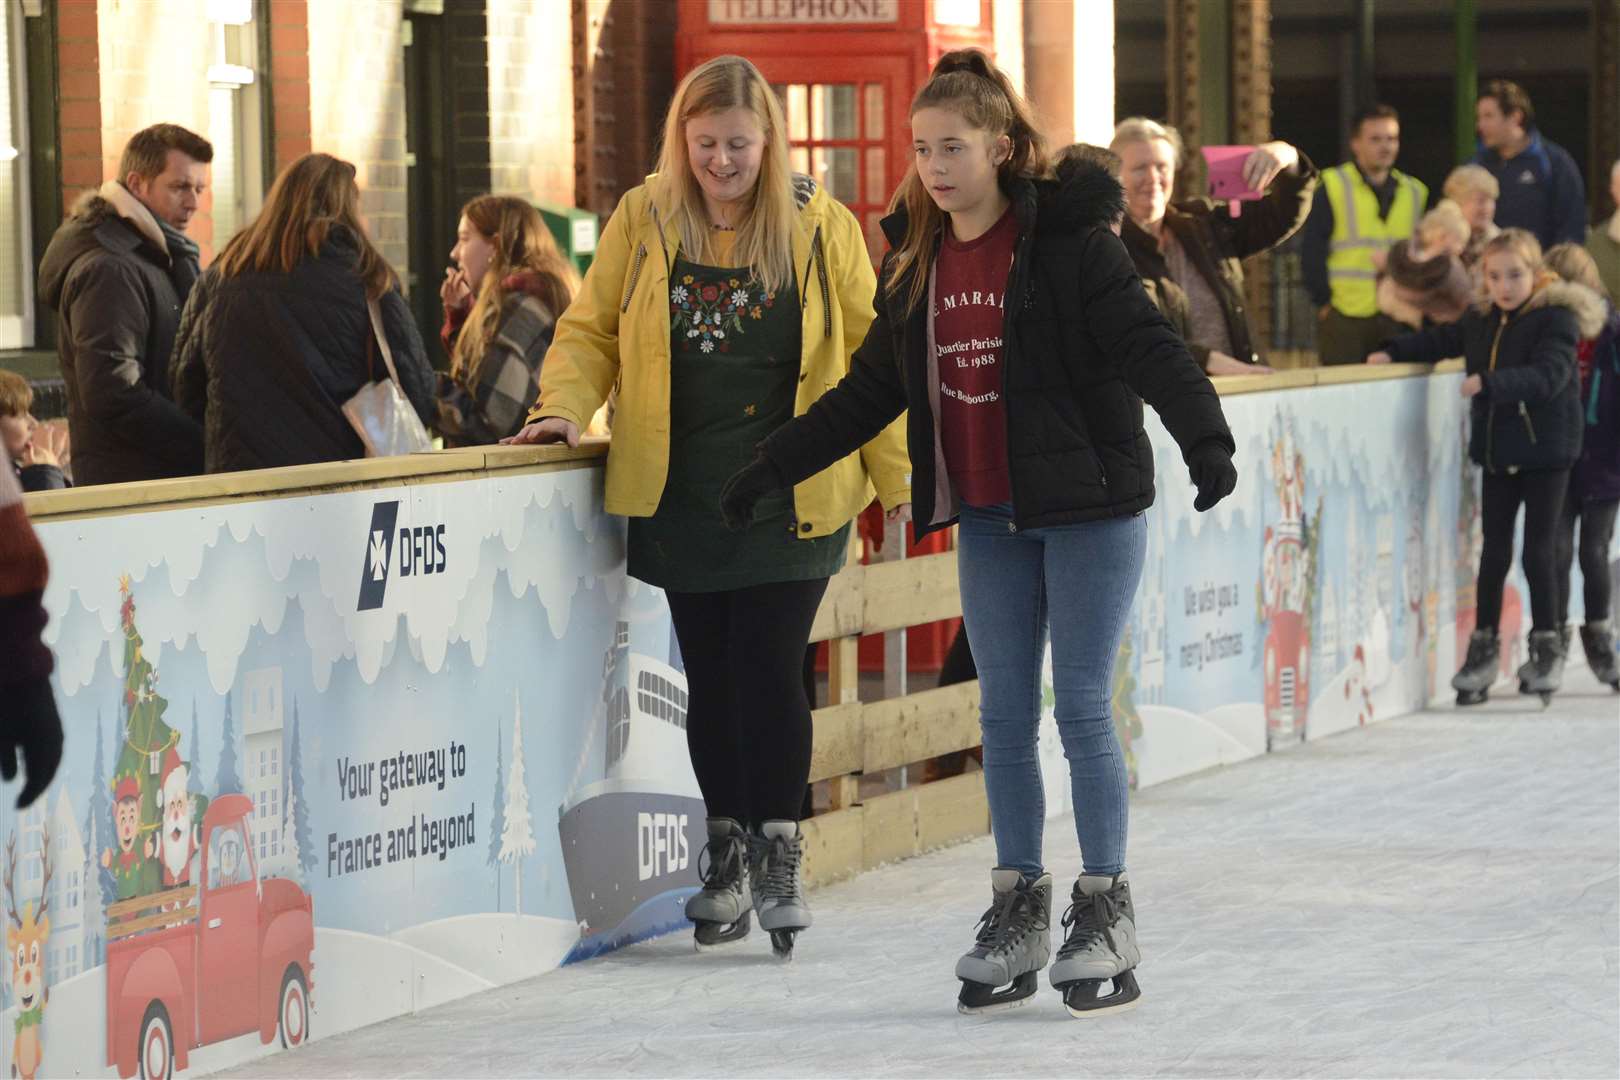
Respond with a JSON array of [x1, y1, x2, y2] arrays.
[[775, 81, 891, 261]]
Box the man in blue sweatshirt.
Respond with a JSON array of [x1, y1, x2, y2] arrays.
[[1472, 80, 1586, 250]]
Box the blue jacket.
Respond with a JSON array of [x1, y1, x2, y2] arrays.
[[1473, 132, 1587, 250]]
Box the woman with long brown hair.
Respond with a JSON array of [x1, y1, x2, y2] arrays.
[[722, 48, 1235, 1016], [172, 152, 433, 472], [505, 55, 911, 959], [435, 196, 577, 444]]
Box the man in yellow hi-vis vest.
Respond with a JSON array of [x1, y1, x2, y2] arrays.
[[1300, 104, 1430, 365]]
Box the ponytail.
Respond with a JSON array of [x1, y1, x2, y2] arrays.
[[886, 49, 1047, 317]]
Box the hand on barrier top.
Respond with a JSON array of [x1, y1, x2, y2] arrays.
[[502, 417, 579, 447], [1188, 440, 1237, 513], [1366, 351, 1393, 365], [719, 454, 786, 532], [0, 677, 65, 809]]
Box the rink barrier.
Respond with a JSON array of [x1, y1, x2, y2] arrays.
[[22, 358, 1463, 902]]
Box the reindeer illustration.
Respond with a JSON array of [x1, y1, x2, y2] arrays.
[[5, 825, 52, 1080]]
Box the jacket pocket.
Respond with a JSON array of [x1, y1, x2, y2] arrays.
[[1518, 402, 1538, 445], [621, 243, 648, 313]]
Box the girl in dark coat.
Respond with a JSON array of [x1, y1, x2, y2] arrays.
[[721, 49, 1236, 1018], [1372, 229, 1599, 702], [172, 153, 433, 473], [1543, 244, 1620, 689]]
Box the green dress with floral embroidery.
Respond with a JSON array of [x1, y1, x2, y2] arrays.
[[626, 247, 850, 593]]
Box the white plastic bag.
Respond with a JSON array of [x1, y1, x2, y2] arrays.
[[342, 297, 433, 457]]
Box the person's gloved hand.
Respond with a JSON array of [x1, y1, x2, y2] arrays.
[[0, 677, 64, 808], [720, 454, 786, 531], [1188, 440, 1237, 512]]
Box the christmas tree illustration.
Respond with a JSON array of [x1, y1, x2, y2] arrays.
[[487, 716, 506, 912], [109, 577, 172, 898], [497, 689, 535, 915]]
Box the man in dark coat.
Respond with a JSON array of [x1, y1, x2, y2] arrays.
[[36, 124, 212, 486], [1473, 80, 1587, 251]]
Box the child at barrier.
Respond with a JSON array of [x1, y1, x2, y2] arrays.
[[1370, 229, 1600, 704], [1542, 243, 1620, 691], [0, 371, 70, 492], [503, 55, 911, 959], [719, 48, 1237, 1017]]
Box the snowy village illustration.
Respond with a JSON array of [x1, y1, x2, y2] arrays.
[[4, 373, 1614, 1077]]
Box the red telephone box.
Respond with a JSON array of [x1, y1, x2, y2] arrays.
[[676, 0, 996, 673]]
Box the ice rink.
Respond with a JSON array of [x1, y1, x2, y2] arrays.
[[216, 668, 1620, 1079]]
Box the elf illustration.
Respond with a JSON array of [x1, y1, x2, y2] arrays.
[[100, 773, 158, 900]]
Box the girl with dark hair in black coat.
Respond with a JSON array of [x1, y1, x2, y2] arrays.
[[722, 50, 1236, 1019]]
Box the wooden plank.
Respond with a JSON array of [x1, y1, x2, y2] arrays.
[[107, 886, 197, 919], [801, 806, 863, 888], [1313, 362, 1437, 386], [809, 562, 865, 643], [859, 784, 921, 868], [808, 702, 863, 783], [827, 636, 861, 705], [914, 771, 990, 853], [858, 552, 961, 635], [825, 775, 860, 811], [107, 908, 198, 941], [860, 681, 981, 775]]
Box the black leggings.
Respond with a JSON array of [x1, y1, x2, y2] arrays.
[[1554, 494, 1620, 626], [666, 578, 829, 826], [1476, 469, 1570, 634]]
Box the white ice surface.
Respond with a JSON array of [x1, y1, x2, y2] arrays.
[[213, 667, 1620, 1079]]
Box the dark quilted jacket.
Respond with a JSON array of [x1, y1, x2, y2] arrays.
[[1384, 280, 1606, 473], [762, 168, 1235, 538], [171, 227, 434, 474]]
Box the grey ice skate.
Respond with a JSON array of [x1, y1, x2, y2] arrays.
[[1579, 621, 1620, 690], [751, 820, 810, 959], [1451, 629, 1500, 706], [1049, 872, 1142, 1017], [955, 868, 1052, 1014], [1519, 628, 1566, 705], [687, 817, 752, 950]]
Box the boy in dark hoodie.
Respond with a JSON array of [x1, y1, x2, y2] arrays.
[[1372, 229, 1600, 703], [1543, 244, 1620, 689]]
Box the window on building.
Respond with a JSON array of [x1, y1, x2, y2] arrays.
[[67, 870, 78, 909], [270, 746, 279, 776], [207, 0, 266, 249], [258, 748, 267, 779], [0, 1, 32, 349]]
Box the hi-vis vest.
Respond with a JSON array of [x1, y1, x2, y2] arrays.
[[1324, 164, 1428, 318]]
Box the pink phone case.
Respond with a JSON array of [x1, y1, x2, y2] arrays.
[[1201, 145, 1262, 213]]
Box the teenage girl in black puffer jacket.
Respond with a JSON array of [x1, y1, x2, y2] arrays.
[[1372, 228, 1599, 702]]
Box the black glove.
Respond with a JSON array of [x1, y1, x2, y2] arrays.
[[719, 454, 786, 532], [0, 677, 64, 808], [1188, 440, 1237, 512]]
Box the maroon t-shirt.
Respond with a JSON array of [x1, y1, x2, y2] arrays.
[[935, 207, 1018, 506]]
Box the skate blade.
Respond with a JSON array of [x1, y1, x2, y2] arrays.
[[957, 972, 1039, 1015], [768, 930, 798, 961], [1060, 970, 1141, 1018], [692, 912, 752, 952]]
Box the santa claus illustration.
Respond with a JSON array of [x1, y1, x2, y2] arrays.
[[157, 747, 202, 888]]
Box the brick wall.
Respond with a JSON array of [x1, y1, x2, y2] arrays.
[[268, 0, 312, 172], [93, 0, 216, 256], [307, 0, 409, 276], [55, 0, 102, 206], [486, 0, 573, 205]]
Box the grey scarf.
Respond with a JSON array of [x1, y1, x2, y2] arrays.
[[157, 217, 202, 299]]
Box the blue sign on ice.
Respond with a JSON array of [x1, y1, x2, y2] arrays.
[[357, 499, 400, 610]]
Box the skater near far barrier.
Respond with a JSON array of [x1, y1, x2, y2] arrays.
[[721, 49, 1237, 1017], [1541, 244, 1620, 692], [1370, 230, 1600, 705], [504, 55, 911, 960]]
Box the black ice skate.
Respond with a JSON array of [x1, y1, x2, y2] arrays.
[[1579, 621, 1620, 691], [1519, 628, 1565, 706], [1451, 629, 1499, 706], [750, 821, 810, 960], [1049, 873, 1142, 1017], [687, 817, 751, 951], [954, 868, 1052, 1015]]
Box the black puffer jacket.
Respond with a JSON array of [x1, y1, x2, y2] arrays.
[[36, 189, 205, 485], [1384, 280, 1606, 472], [171, 227, 434, 473], [762, 168, 1235, 538]]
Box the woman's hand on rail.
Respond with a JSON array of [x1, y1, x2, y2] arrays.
[[501, 418, 579, 447], [886, 502, 912, 524], [1206, 351, 1273, 376], [1366, 351, 1393, 365]]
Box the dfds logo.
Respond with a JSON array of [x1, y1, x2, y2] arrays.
[[637, 812, 690, 882], [356, 501, 450, 611]]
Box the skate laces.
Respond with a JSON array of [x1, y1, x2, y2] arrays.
[[697, 835, 745, 893], [974, 884, 1047, 953], [1465, 634, 1495, 669], [1058, 887, 1123, 959], [760, 834, 803, 901]]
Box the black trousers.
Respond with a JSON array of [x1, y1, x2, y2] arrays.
[[666, 578, 829, 826], [1553, 494, 1620, 626], [1476, 469, 1570, 634]]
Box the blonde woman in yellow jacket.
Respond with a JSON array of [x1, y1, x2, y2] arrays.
[[506, 55, 909, 957]]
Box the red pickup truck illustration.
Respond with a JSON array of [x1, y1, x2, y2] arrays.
[[104, 793, 314, 1079], [1262, 522, 1311, 750]]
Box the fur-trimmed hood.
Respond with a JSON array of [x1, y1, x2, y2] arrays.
[[1493, 278, 1611, 340], [38, 182, 173, 309]]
